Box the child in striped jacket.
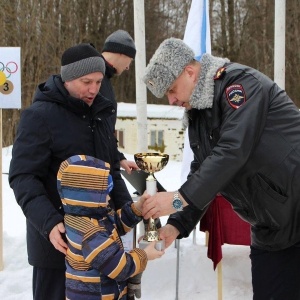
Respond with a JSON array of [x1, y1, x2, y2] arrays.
[[57, 154, 164, 300]]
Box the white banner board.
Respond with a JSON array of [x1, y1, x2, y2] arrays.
[[0, 47, 21, 109]]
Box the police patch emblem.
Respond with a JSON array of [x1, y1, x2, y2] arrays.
[[225, 84, 246, 109]]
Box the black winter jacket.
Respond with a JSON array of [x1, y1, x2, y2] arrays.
[[9, 75, 132, 268], [100, 58, 126, 161], [168, 62, 300, 251]]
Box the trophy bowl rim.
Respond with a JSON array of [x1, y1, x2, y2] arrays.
[[134, 152, 169, 174], [134, 152, 169, 159]]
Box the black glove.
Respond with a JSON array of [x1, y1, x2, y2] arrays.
[[127, 272, 143, 300]]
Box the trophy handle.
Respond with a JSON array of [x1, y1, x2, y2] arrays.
[[133, 152, 169, 251], [141, 172, 165, 250], [146, 173, 156, 196]]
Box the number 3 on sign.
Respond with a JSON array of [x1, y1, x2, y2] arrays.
[[0, 80, 14, 95]]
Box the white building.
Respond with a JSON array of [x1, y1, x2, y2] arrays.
[[115, 103, 185, 161]]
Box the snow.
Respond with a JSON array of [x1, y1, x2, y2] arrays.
[[0, 148, 252, 300], [117, 102, 185, 120]]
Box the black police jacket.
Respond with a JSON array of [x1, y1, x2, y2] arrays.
[[9, 75, 132, 268], [169, 63, 300, 251], [100, 58, 126, 161]]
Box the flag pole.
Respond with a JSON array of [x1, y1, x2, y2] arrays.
[[274, 0, 286, 89], [0, 108, 3, 270], [133, 0, 148, 153], [178, 0, 212, 297]]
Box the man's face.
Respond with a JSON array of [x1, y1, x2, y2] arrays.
[[165, 68, 195, 110], [114, 54, 133, 75], [64, 72, 104, 106]]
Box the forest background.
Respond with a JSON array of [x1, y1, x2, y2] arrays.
[[1, 0, 299, 146]]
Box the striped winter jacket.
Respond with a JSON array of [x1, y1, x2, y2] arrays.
[[57, 155, 147, 300]]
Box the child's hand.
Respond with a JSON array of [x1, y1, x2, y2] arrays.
[[137, 235, 144, 243], [134, 191, 150, 213], [144, 241, 165, 260]]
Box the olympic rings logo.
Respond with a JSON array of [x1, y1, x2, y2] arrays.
[[0, 61, 18, 79], [0, 61, 18, 95]]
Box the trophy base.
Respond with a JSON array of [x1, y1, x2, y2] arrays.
[[139, 239, 165, 251]]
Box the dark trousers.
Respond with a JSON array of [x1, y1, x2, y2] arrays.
[[250, 244, 300, 300], [32, 267, 65, 300]]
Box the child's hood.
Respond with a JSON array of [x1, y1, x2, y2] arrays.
[[57, 155, 113, 216]]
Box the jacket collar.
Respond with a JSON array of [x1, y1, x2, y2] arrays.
[[103, 57, 116, 79], [182, 54, 230, 128], [34, 75, 115, 117]]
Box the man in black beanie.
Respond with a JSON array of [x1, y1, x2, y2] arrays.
[[101, 29, 140, 175], [9, 43, 133, 300]]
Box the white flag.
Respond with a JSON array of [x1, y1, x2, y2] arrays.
[[181, 0, 212, 183]]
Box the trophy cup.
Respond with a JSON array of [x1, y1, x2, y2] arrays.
[[134, 152, 169, 251]]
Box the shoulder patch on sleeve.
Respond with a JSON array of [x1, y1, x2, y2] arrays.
[[225, 84, 246, 109], [214, 67, 226, 80]]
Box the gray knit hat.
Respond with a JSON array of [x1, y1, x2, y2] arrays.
[[61, 43, 105, 82], [143, 38, 195, 98], [102, 30, 136, 59]]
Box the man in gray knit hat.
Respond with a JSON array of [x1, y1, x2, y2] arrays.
[[142, 38, 300, 299], [102, 29, 136, 75], [100, 30, 140, 175], [9, 43, 133, 300], [100, 29, 143, 300]]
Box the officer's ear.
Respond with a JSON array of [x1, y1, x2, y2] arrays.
[[184, 65, 197, 82]]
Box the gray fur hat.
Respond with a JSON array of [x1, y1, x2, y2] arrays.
[[61, 43, 105, 82], [143, 38, 195, 98], [102, 30, 136, 59]]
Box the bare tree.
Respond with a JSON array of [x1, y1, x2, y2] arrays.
[[0, 0, 299, 146]]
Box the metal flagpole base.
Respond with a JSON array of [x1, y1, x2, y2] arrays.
[[175, 239, 180, 300]]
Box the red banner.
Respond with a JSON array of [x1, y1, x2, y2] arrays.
[[200, 195, 251, 269]]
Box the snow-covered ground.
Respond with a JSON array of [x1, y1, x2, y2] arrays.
[[0, 148, 252, 299]]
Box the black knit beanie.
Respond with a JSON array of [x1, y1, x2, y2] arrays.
[[61, 43, 105, 82], [102, 30, 136, 59]]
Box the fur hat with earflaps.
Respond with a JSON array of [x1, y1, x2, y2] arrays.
[[143, 38, 195, 98]]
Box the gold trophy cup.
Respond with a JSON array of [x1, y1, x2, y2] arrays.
[[134, 152, 169, 251]]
